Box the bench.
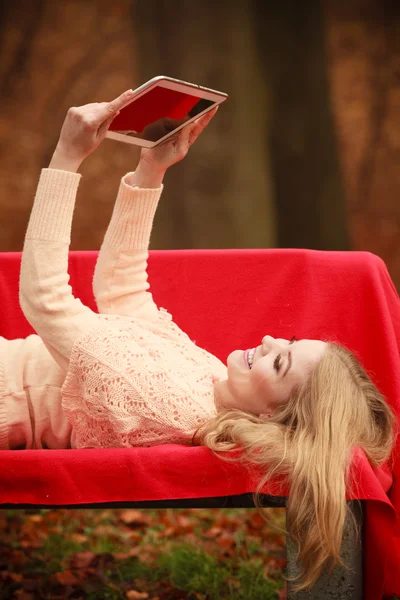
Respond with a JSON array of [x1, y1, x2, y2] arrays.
[[0, 248, 398, 598]]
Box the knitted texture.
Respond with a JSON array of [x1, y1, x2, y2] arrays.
[[9, 167, 229, 451], [61, 309, 228, 448]]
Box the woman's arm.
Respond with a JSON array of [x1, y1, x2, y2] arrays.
[[19, 159, 101, 373], [19, 91, 135, 372], [91, 107, 219, 321], [92, 160, 166, 322], [20, 92, 219, 353]]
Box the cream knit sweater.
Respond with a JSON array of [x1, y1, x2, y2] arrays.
[[0, 168, 227, 450]]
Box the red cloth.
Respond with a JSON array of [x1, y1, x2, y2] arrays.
[[0, 248, 399, 598]]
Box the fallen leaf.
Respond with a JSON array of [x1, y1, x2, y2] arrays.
[[68, 551, 96, 570], [114, 547, 142, 559], [70, 533, 89, 544], [216, 535, 235, 550], [120, 510, 150, 526], [27, 515, 43, 523], [55, 570, 80, 585], [94, 524, 117, 536], [126, 591, 149, 599], [204, 526, 222, 538], [248, 512, 266, 530]]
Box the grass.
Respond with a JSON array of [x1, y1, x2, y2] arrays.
[[0, 507, 287, 599]]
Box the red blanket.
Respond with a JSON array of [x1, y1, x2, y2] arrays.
[[0, 248, 399, 599]]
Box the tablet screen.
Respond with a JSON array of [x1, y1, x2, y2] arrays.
[[109, 85, 216, 142]]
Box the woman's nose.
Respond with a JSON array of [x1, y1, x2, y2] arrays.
[[262, 335, 275, 351], [262, 335, 287, 353]]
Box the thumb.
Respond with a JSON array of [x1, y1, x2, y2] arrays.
[[98, 110, 120, 136]]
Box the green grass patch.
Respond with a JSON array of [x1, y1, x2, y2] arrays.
[[107, 541, 282, 600], [0, 508, 286, 599]]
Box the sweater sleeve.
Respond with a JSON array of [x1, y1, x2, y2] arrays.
[[19, 168, 101, 373], [92, 171, 164, 323]]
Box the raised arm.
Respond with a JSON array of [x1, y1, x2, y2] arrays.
[[92, 162, 165, 322], [19, 167, 101, 373], [92, 105, 219, 322], [19, 90, 136, 372]]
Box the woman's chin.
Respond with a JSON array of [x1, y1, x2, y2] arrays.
[[228, 349, 249, 370]]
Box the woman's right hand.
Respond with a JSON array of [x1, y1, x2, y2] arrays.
[[52, 89, 135, 169]]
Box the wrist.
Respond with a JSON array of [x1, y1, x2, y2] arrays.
[[48, 147, 82, 173], [131, 160, 166, 189]]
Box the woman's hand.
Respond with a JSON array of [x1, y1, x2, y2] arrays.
[[139, 116, 191, 142], [51, 89, 136, 169], [49, 88, 219, 177], [138, 106, 219, 173]]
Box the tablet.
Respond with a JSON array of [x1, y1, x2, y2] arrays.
[[105, 76, 228, 148]]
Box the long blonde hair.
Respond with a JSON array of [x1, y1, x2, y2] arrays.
[[192, 342, 398, 592]]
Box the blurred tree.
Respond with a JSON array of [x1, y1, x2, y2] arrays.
[[0, 0, 398, 290], [324, 0, 400, 289], [0, 0, 139, 253], [250, 0, 349, 250], [132, 0, 278, 250], [133, 0, 348, 251]]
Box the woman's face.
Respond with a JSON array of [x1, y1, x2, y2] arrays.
[[223, 336, 327, 416]]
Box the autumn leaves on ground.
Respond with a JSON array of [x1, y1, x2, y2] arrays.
[[0, 507, 288, 600]]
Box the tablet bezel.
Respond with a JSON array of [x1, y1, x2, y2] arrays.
[[105, 76, 228, 148]]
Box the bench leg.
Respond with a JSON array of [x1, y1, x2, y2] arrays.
[[286, 500, 364, 599]]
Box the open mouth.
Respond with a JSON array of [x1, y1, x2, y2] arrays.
[[244, 348, 256, 369]]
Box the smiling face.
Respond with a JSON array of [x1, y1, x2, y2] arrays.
[[215, 335, 328, 416]]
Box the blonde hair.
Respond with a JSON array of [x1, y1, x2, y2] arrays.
[[192, 342, 398, 592]]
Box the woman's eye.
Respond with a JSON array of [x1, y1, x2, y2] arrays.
[[273, 354, 282, 372]]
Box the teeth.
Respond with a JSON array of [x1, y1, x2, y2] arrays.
[[248, 348, 256, 368]]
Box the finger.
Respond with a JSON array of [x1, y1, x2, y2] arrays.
[[175, 122, 192, 147], [191, 106, 218, 134], [106, 89, 135, 114], [194, 105, 219, 123], [98, 110, 120, 136], [90, 89, 134, 128], [188, 106, 219, 144]]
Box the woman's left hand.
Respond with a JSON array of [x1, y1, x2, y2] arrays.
[[139, 105, 219, 172], [53, 89, 136, 166]]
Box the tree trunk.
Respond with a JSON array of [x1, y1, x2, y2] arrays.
[[324, 0, 400, 289], [132, 0, 277, 250], [251, 0, 349, 250], [0, 0, 139, 252]]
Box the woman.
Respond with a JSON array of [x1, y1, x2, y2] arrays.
[[0, 89, 396, 592]]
